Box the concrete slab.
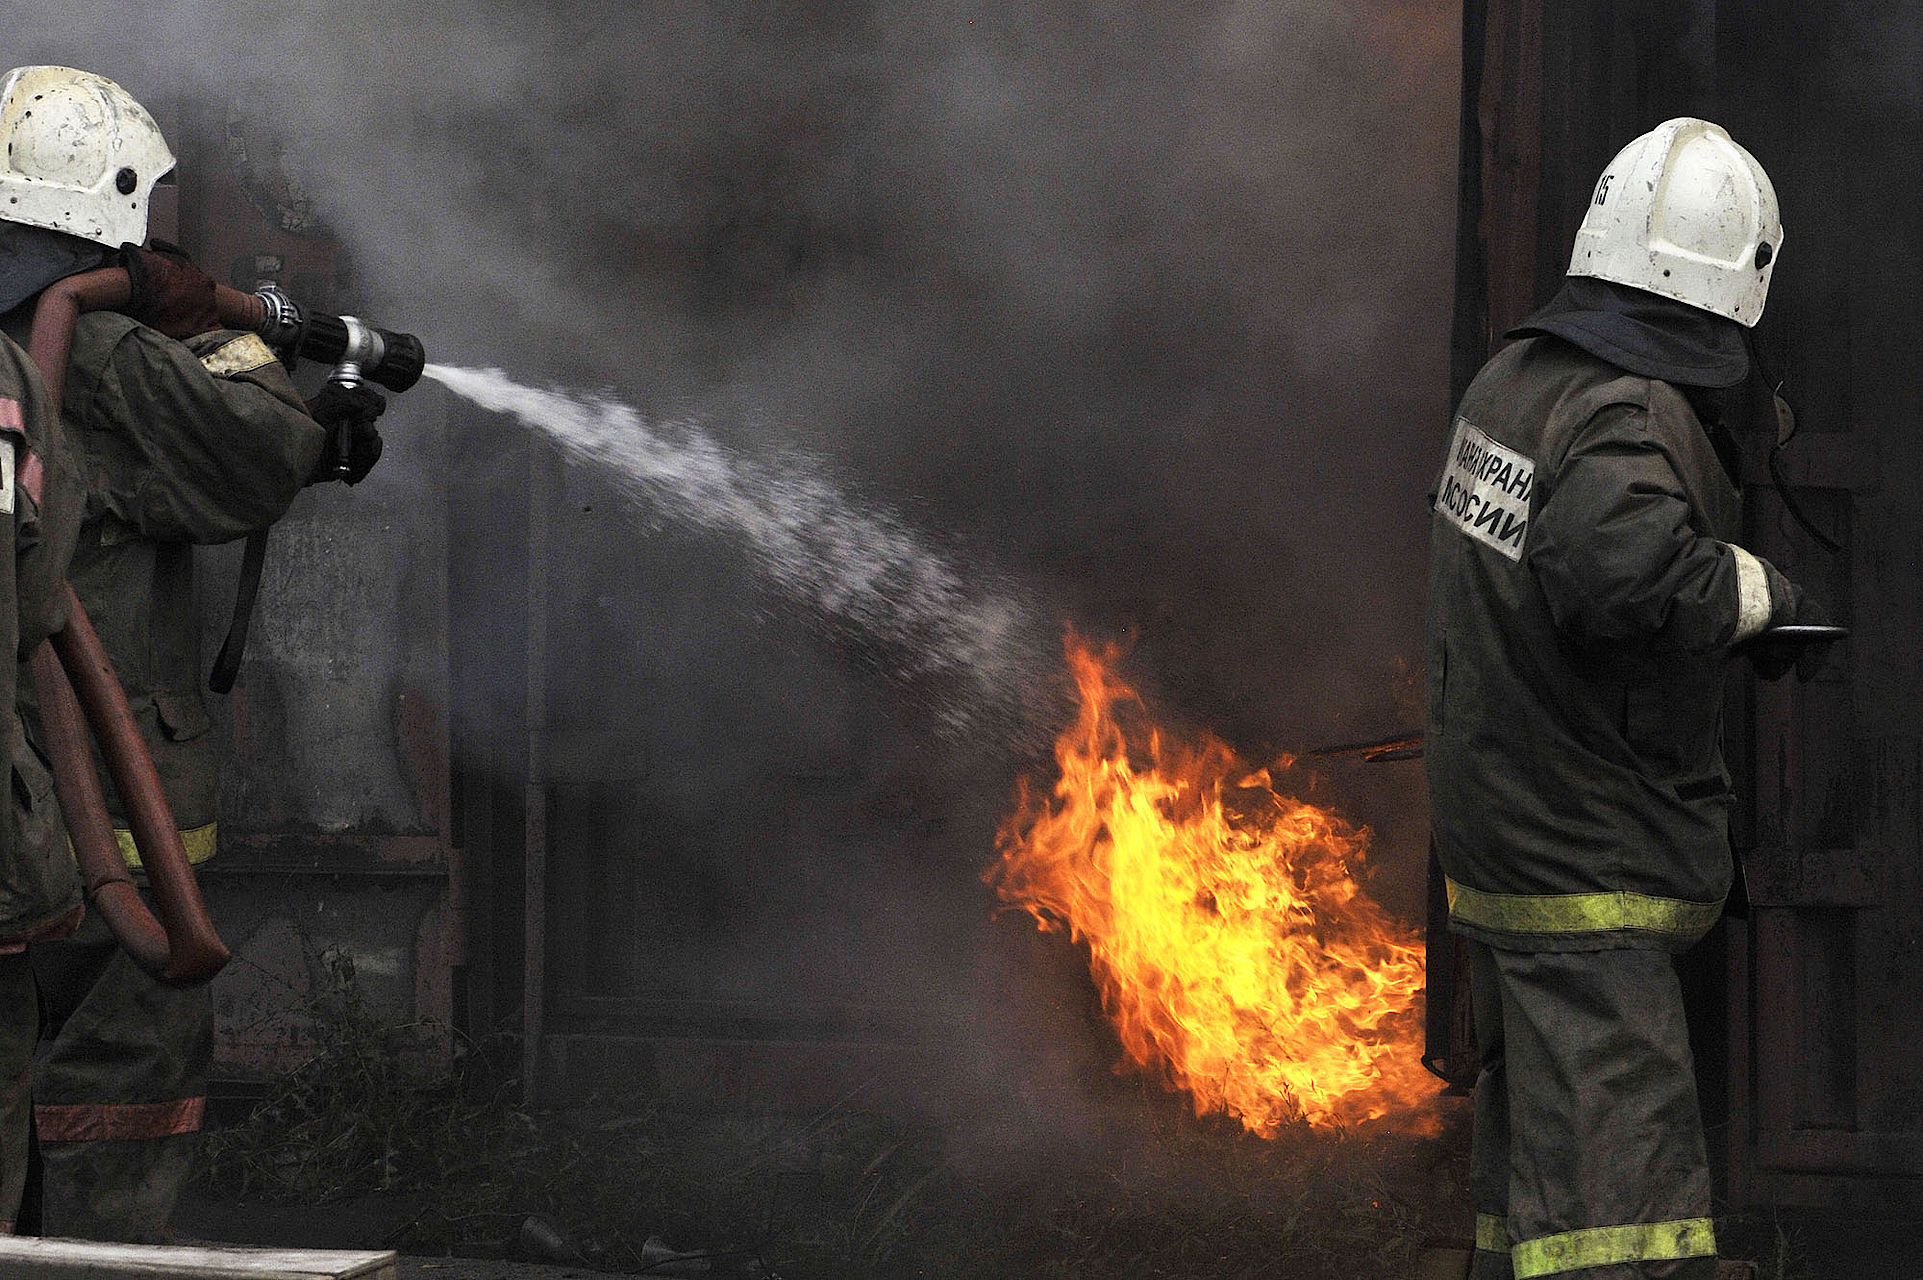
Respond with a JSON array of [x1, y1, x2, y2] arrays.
[[0, 1236, 397, 1279]]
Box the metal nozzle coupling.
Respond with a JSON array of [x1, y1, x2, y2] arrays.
[[250, 282, 304, 352]]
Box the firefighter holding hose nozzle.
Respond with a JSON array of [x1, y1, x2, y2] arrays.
[[0, 65, 388, 1241], [1427, 119, 1831, 1280]]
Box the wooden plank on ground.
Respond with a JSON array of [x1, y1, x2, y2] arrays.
[[0, 1236, 398, 1279]]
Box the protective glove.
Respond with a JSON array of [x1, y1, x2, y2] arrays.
[[119, 240, 220, 339], [1740, 566, 1835, 682], [305, 381, 386, 485]]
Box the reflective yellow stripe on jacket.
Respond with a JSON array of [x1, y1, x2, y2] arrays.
[[1445, 877, 1721, 938], [1475, 1213, 1509, 1254], [1511, 1218, 1715, 1278], [115, 822, 218, 869]]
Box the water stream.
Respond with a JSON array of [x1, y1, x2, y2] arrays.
[[424, 363, 1047, 736]]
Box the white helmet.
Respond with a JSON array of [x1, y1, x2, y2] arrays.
[[0, 66, 175, 249], [1568, 117, 1781, 327]]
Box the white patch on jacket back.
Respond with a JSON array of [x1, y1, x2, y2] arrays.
[[1436, 418, 1533, 562]]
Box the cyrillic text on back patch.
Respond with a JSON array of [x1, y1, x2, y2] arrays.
[[1436, 418, 1533, 562]]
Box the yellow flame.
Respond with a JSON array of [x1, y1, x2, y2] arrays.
[[988, 634, 1432, 1133]]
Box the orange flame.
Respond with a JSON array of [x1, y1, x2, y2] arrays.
[[988, 635, 1432, 1133]]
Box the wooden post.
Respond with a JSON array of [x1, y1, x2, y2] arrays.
[[523, 445, 555, 1104]]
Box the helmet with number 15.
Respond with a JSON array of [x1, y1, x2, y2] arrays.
[[1568, 117, 1781, 327]]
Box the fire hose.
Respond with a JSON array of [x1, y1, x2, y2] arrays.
[[25, 266, 228, 984]]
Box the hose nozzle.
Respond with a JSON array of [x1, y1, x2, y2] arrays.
[[230, 282, 426, 392]]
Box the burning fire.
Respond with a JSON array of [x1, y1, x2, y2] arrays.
[[988, 635, 1432, 1133]]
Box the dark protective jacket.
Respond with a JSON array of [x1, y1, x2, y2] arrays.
[[7, 311, 323, 855], [1426, 335, 1765, 953], [0, 333, 85, 942]]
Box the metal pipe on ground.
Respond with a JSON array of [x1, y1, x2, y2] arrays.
[[0, 1236, 396, 1278]]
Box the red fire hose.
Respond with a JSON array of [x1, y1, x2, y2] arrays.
[[23, 266, 229, 984], [213, 283, 266, 331]]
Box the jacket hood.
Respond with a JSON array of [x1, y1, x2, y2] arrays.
[[0, 222, 113, 318], [1507, 276, 1750, 388]]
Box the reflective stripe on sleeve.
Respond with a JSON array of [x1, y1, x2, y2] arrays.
[[1729, 544, 1773, 642], [115, 822, 218, 869], [1446, 877, 1722, 938], [0, 403, 17, 517], [1475, 1212, 1510, 1254], [1511, 1217, 1715, 1278], [34, 1096, 205, 1142]]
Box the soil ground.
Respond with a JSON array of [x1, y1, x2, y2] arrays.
[[172, 1107, 1923, 1280], [173, 959, 1914, 1280], [180, 1086, 1483, 1279]]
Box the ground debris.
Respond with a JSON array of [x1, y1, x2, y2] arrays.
[[193, 956, 1504, 1277]]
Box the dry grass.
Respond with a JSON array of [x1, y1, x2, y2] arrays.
[[198, 951, 1489, 1277], [200, 953, 1826, 1277]]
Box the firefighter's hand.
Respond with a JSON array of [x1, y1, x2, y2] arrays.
[[1741, 596, 1836, 682], [120, 240, 220, 339], [305, 382, 386, 485]]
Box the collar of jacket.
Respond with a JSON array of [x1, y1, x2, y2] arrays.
[[0, 223, 113, 317], [1506, 276, 1750, 389]]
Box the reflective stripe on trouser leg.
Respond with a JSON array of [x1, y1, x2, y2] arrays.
[[1468, 943, 1513, 1280], [1488, 946, 1716, 1279], [1446, 877, 1722, 942], [1512, 1219, 1716, 1278], [34, 1098, 204, 1142], [29, 906, 211, 1243]]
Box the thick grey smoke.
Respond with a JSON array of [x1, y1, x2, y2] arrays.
[[19, 3, 1457, 735], [15, 0, 1459, 1117]]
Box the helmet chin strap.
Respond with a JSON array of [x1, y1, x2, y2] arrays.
[[1747, 328, 1845, 556]]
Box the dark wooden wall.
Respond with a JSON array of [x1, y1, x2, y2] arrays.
[[1451, 0, 1923, 1210]]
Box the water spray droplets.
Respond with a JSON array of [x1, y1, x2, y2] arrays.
[[424, 364, 1048, 737]]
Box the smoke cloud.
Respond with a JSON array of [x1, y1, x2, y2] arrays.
[[14, 0, 1459, 1123]]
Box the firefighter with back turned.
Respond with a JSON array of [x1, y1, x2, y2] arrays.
[[1426, 118, 1830, 1280], [0, 65, 384, 1240]]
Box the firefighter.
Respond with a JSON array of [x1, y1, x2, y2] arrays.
[[0, 326, 86, 1234], [0, 65, 383, 1241], [1427, 117, 1824, 1280]]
